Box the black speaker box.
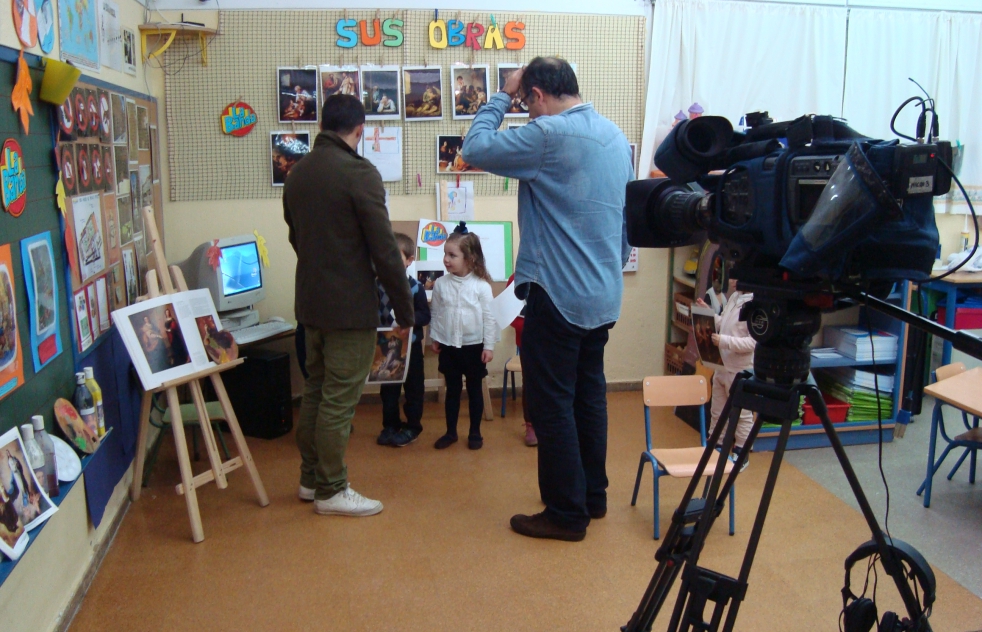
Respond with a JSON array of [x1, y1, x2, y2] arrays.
[[221, 348, 293, 439]]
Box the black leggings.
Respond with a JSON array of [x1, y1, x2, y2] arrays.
[[438, 344, 487, 439]]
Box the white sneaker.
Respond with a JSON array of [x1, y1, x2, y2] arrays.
[[298, 485, 315, 502], [314, 487, 383, 517]]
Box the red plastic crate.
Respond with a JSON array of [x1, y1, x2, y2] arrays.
[[802, 393, 850, 425], [936, 306, 982, 330]]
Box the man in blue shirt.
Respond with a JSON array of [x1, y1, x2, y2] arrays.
[[463, 57, 633, 542]]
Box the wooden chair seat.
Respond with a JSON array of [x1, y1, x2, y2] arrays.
[[650, 447, 735, 478], [505, 356, 522, 373]]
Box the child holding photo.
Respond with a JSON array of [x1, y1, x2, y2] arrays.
[[429, 224, 498, 450]]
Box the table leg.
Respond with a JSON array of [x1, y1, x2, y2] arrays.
[[920, 403, 941, 507], [130, 391, 153, 501], [942, 285, 956, 367]]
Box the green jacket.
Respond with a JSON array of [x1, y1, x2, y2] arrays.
[[283, 130, 413, 331]]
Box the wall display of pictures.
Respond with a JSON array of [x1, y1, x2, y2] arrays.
[[86, 284, 99, 339], [497, 64, 528, 117], [117, 195, 133, 245], [121, 245, 138, 305], [58, 0, 100, 71], [111, 94, 126, 144], [0, 244, 25, 402], [86, 90, 100, 137], [76, 145, 93, 193], [402, 67, 443, 121], [72, 88, 88, 137], [20, 232, 63, 372], [122, 28, 136, 75], [109, 264, 125, 309], [367, 327, 411, 385], [437, 135, 486, 174], [60, 145, 77, 195], [451, 65, 490, 120], [319, 65, 359, 103], [270, 132, 310, 187], [102, 146, 115, 194], [112, 290, 224, 391], [94, 277, 111, 333], [137, 106, 150, 150], [0, 427, 58, 535], [128, 171, 140, 233], [360, 66, 401, 121], [101, 194, 119, 264], [73, 289, 92, 351], [126, 99, 138, 160], [72, 193, 106, 282], [113, 146, 128, 195], [98, 89, 112, 143], [138, 165, 153, 211], [277, 67, 318, 123], [90, 148, 105, 191], [359, 126, 402, 182], [100, 0, 123, 73], [58, 95, 75, 141]]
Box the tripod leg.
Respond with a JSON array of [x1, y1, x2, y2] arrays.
[[632, 454, 646, 506]]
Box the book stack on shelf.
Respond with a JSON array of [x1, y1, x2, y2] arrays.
[[815, 366, 895, 422], [823, 326, 898, 361]]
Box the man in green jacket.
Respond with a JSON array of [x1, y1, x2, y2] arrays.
[[284, 94, 414, 517]]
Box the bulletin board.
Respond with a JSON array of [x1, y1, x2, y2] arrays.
[[162, 10, 646, 201]]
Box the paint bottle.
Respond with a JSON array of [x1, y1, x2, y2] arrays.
[[32, 415, 59, 497], [961, 215, 971, 252], [84, 367, 105, 437], [73, 372, 98, 438], [20, 424, 46, 491]]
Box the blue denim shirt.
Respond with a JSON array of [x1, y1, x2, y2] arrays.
[[462, 92, 634, 329]]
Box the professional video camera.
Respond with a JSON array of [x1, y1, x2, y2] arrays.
[[626, 113, 953, 384]]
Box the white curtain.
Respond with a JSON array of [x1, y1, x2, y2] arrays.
[[639, 0, 847, 179]]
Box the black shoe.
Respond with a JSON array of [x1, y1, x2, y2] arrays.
[[434, 434, 458, 449], [510, 512, 585, 542], [588, 507, 607, 519], [377, 427, 397, 446], [391, 429, 419, 447], [468, 436, 483, 450]]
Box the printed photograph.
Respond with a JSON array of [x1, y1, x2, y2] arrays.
[[113, 146, 128, 195], [59, 94, 76, 141], [117, 195, 133, 244], [73, 193, 106, 281], [98, 89, 112, 143], [417, 269, 444, 294], [139, 164, 153, 211], [28, 240, 56, 336], [74, 289, 92, 351], [126, 99, 138, 159], [60, 144, 77, 195], [403, 67, 442, 121], [0, 429, 55, 532], [277, 67, 318, 123], [122, 28, 136, 74], [111, 93, 126, 144], [73, 88, 88, 138], [195, 315, 238, 364], [102, 195, 119, 263], [127, 304, 190, 374], [137, 105, 150, 150], [122, 246, 138, 305], [0, 264, 18, 373], [452, 65, 489, 120], [90, 147, 104, 190], [0, 438, 26, 552], [367, 327, 412, 385], [129, 171, 141, 235], [320, 65, 359, 102], [76, 144, 93, 193], [497, 64, 528, 117], [86, 89, 99, 137], [270, 132, 311, 186], [691, 306, 723, 369], [437, 135, 486, 174], [360, 67, 401, 120]]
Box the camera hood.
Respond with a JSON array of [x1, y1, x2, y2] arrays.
[[655, 116, 734, 183]]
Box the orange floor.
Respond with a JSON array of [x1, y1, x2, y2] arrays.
[[69, 392, 982, 631]]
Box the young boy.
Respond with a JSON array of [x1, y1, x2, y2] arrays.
[[377, 233, 430, 447]]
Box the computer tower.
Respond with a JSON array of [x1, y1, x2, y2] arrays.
[[221, 348, 293, 439]]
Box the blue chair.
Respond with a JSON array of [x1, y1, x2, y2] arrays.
[[631, 375, 736, 539], [917, 362, 982, 507]]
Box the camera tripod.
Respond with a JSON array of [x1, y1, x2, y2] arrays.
[[622, 295, 931, 632]]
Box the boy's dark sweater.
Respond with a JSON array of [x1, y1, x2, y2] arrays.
[[379, 276, 430, 343]]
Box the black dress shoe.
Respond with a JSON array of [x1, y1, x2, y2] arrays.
[[510, 512, 586, 542]]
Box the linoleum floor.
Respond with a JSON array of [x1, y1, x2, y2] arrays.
[[68, 392, 982, 631]]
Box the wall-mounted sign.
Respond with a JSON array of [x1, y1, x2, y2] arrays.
[[221, 102, 258, 136], [1, 139, 27, 217], [420, 221, 449, 247], [429, 19, 525, 50], [336, 18, 404, 48]]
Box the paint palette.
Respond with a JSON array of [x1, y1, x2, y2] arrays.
[[54, 397, 100, 454], [51, 435, 82, 481]]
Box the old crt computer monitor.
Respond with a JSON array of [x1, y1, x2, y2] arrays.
[[178, 235, 264, 330]]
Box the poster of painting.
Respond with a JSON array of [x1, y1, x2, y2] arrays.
[[0, 244, 25, 402], [497, 64, 528, 117], [320, 65, 359, 104], [0, 427, 57, 534], [137, 106, 150, 150], [72, 193, 106, 281], [690, 305, 723, 370], [0, 441, 29, 560], [117, 195, 132, 244], [277, 67, 318, 123], [59, 0, 100, 71], [122, 28, 136, 75], [359, 66, 401, 120], [403, 67, 443, 121], [113, 146, 128, 194], [415, 260, 445, 301], [99, 0, 122, 72], [437, 135, 486, 174], [270, 132, 310, 186], [451, 65, 490, 120], [359, 126, 402, 182], [138, 164, 152, 211], [20, 233, 62, 372], [126, 99, 138, 160], [367, 327, 412, 385], [73, 289, 92, 351], [121, 245, 137, 305], [111, 94, 126, 144]]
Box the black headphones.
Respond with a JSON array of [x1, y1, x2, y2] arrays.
[[841, 538, 935, 632]]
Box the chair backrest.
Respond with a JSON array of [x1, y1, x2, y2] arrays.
[[934, 362, 966, 383], [642, 375, 710, 448]]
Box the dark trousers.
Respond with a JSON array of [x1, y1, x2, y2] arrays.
[[521, 284, 611, 531], [380, 339, 425, 433], [439, 343, 487, 439]]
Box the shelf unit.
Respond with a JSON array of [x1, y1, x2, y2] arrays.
[[666, 246, 700, 375]]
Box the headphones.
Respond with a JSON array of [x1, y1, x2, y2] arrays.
[[841, 538, 935, 632]]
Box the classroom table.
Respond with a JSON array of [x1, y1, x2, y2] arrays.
[[921, 272, 982, 366], [919, 366, 982, 507]]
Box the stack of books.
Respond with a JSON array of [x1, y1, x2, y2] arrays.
[[815, 367, 894, 422], [823, 326, 898, 361]]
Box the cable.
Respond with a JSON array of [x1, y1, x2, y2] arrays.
[[889, 96, 925, 143], [862, 284, 891, 542]]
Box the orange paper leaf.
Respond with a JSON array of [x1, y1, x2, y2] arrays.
[[12, 51, 34, 135], [64, 226, 78, 280], [206, 239, 222, 270]]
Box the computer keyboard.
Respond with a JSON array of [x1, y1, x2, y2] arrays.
[[231, 320, 296, 345]]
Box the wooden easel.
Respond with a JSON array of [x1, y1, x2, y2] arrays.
[[129, 206, 269, 542]]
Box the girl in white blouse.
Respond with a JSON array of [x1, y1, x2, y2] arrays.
[[429, 225, 498, 450]]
